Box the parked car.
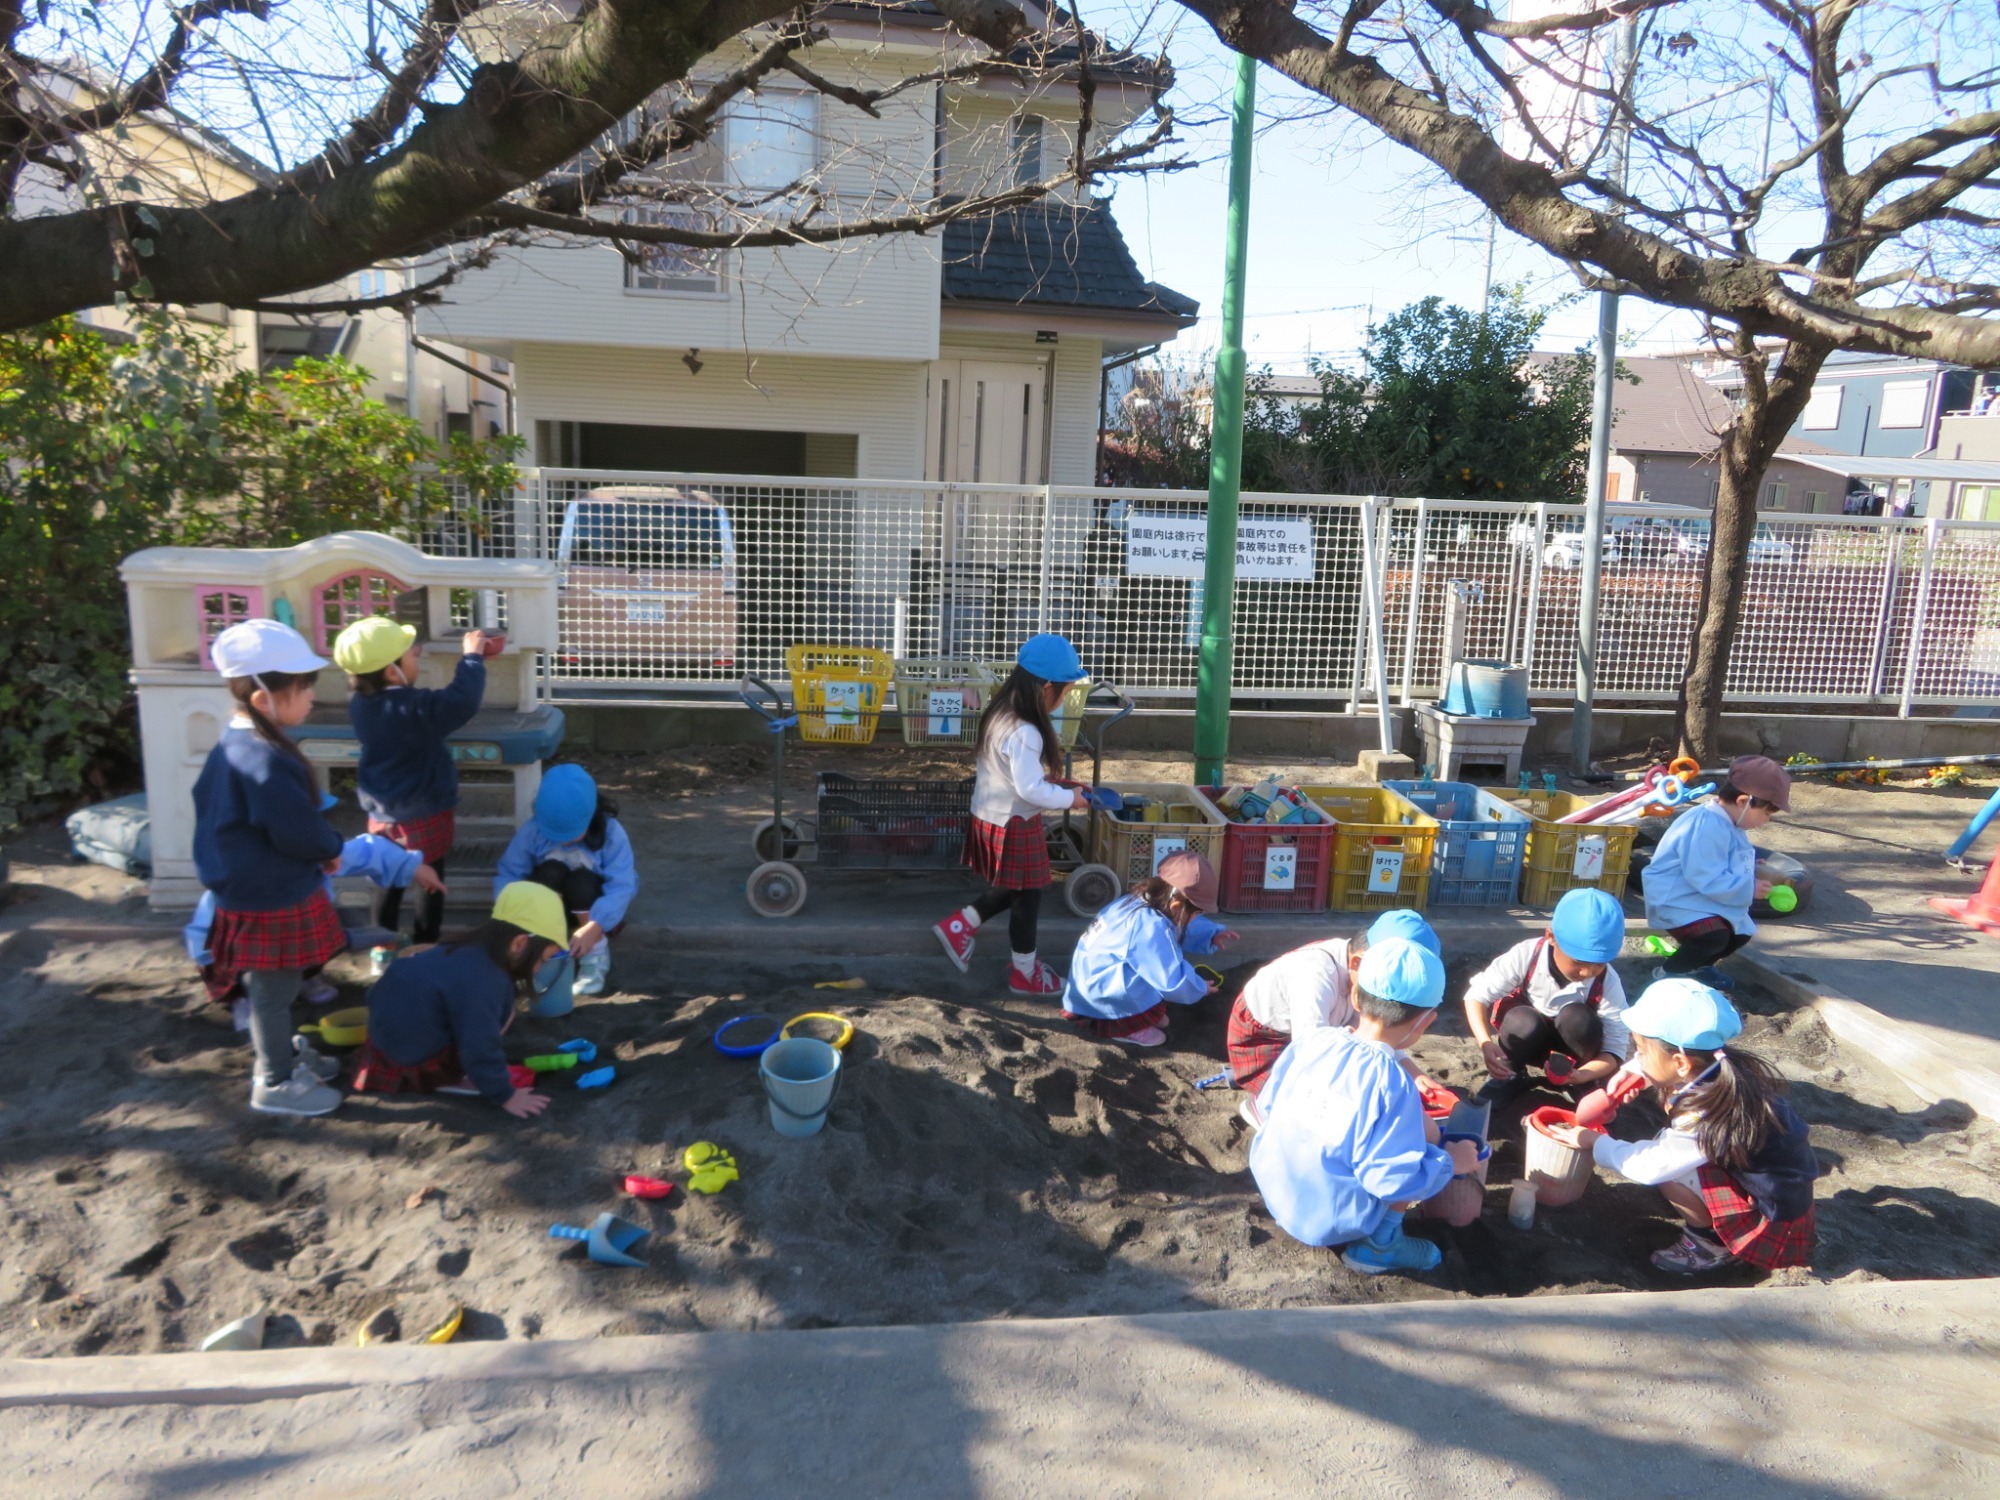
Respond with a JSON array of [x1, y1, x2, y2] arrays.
[[1542, 527, 1620, 570], [555, 487, 738, 676], [1669, 519, 1797, 567]]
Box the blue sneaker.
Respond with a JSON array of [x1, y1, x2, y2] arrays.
[[1651, 964, 1735, 993], [1341, 1211, 1443, 1276], [574, 946, 611, 997]]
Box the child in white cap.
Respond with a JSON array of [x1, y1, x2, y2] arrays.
[[1250, 938, 1482, 1276], [1642, 754, 1793, 991], [1059, 851, 1234, 1048], [1556, 978, 1817, 1275]]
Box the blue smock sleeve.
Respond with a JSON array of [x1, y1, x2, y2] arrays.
[[1350, 1081, 1457, 1206], [588, 820, 639, 931], [337, 834, 422, 887], [184, 891, 216, 965], [1680, 808, 1756, 908], [494, 822, 538, 897], [1127, 910, 1209, 1007], [1183, 914, 1225, 957]]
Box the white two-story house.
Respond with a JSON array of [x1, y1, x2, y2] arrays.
[[418, 2, 1196, 487]]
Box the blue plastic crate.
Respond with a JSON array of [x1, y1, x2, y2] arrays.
[[1384, 779, 1529, 906]]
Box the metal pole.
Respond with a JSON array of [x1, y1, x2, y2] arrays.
[[1194, 52, 1257, 787], [1572, 15, 1635, 777]]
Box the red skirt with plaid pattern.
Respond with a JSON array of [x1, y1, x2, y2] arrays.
[[1698, 1165, 1816, 1269], [368, 810, 456, 864], [202, 891, 346, 1002], [1066, 1002, 1168, 1039], [966, 816, 1051, 890], [351, 1040, 462, 1094], [1226, 996, 1292, 1098]]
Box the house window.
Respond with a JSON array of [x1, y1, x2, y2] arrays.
[[1801, 383, 1844, 429], [1805, 489, 1828, 513], [1762, 481, 1788, 511], [314, 569, 408, 653], [1880, 379, 1929, 429], [728, 90, 818, 192], [621, 206, 724, 294], [353, 268, 389, 300], [194, 586, 263, 670], [1011, 115, 1044, 184]]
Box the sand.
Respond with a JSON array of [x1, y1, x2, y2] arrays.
[[3, 892, 1998, 1360]]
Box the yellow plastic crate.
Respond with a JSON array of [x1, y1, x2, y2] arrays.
[[893, 658, 994, 746], [1302, 786, 1438, 912], [786, 645, 895, 744], [1091, 783, 1227, 888], [1503, 790, 1637, 906]]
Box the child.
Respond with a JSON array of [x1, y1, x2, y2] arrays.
[[493, 764, 636, 997], [1559, 978, 1817, 1275], [192, 619, 352, 1117], [1642, 754, 1792, 989], [333, 615, 489, 958], [933, 634, 1090, 994], [1464, 886, 1631, 1107], [1059, 852, 1235, 1047], [1250, 938, 1482, 1276], [351, 883, 564, 1118], [1227, 908, 1441, 1099]]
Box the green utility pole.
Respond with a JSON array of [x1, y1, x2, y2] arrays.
[[1193, 53, 1257, 788]]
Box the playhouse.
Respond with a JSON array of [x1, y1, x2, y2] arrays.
[[121, 531, 564, 909]]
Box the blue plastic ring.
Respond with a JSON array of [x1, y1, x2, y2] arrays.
[[714, 1014, 782, 1058]]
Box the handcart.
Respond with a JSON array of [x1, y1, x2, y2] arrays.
[[738, 674, 1132, 919]]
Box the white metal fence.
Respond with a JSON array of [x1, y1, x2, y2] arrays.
[[428, 469, 2000, 716]]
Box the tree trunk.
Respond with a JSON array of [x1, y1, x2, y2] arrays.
[[1675, 340, 1830, 763]]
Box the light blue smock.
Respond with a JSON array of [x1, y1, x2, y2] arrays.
[[1249, 1026, 1455, 1247], [1059, 895, 1209, 1021], [1642, 799, 1757, 937], [493, 817, 639, 932]]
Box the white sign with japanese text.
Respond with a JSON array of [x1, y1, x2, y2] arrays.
[[1263, 846, 1298, 891], [1125, 513, 1316, 582]]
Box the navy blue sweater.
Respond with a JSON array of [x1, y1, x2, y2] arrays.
[[349, 655, 485, 823], [366, 943, 517, 1102], [192, 726, 344, 911]]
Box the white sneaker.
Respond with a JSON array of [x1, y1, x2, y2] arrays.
[[292, 1035, 341, 1082], [251, 1066, 343, 1117], [574, 946, 611, 997], [232, 997, 252, 1033]]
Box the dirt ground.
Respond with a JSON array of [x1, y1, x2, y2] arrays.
[[2, 873, 1997, 1359]]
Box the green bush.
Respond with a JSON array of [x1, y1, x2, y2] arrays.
[[0, 312, 520, 830]]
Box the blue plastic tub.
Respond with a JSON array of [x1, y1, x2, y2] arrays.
[[1441, 660, 1530, 720], [1384, 779, 1529, 905]]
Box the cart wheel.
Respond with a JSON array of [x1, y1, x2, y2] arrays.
[[1065, 862, 1120, 917], [751, 816, 805, 862], [746, 861, 809, 918]]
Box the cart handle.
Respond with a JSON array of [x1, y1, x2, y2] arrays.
[[739, 674, 797, 732], [1074, 680, 1135, 785]]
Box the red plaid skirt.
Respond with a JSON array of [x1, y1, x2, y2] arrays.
[[1065, 1002, 1167, 1039], [1226, 997, 1291, 1098], [967, 816, 1051, 890], [368, 810, 456, 864], [1698, 1166, 1816, 1269], [351, 1040, 462, 1094], [202, 891, 346, 1002], [1670, 915, 1734, 943]]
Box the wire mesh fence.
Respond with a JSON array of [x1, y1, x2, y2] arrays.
[[429, 469, 2000, 715]]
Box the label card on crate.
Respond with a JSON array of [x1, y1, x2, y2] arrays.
[[1264, 846, 1298, 891], [1573, 835, 1607, 881], [926, 689, 963, 738], [823, 679, 865, 729], [1368, 849, 1404, 893], [1150, 838, 1186, 876]]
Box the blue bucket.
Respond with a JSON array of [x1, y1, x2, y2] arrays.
[[1442, 660, 1530, 719], [759, 1037, 842, 1137]]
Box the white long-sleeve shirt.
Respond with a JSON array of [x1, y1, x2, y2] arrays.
[[1239, 938, 1358, 1036], [1464, 936, 1633, 1060], [1592, 1064, 1706, 1185], [971, 714, 1074, 825]]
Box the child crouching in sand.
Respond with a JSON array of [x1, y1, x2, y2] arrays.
[[1556, 978, 1817, 1275], [1060, 852, 1234, 1047], [1465, 886, 1631, 1106], [1250, 938, 1481, 1276]]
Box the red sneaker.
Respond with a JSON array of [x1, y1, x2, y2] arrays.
[[933, 913, 977, 973], [1007, 960, 1064, 996]]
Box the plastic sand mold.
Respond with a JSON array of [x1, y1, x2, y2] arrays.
[[683, 1140, 740, 1194], [424, 1305, 464, 1344], [575, 1065, 615, 1090], [523, 1053, 580, 1072], [781, 1012, 855, 1050], [508, 1064, 537, 1090], [813, 977, 866, 990], [557, 1038, 598, 1063], [623, 1175, 675, 1200], [714, 1015, 781, 1058]]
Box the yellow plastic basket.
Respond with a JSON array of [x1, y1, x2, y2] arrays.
[[1301, 786, 1439, 912], [786, 645, 895, 744], [1090, 783, 1228, 887], [1503, 791, 1638, 906], [893, 658, 994, 746]]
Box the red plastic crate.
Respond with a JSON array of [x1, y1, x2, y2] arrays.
[[1203, 787, 1339, 914]]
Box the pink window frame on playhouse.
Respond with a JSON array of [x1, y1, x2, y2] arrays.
[[194, 585, 264, 670], [314, 569, 409, 652]]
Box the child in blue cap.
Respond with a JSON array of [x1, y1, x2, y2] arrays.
[[1555, 979, 1817, 1275], [934, 634, 1090, 995], [1250, 938, 1482, 1276], [494, 764, 637, 998], [1227, 908, 1442, 1100], [1464, 886, 1631, 1107]]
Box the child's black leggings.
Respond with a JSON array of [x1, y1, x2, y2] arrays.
[[973, 886, 1042, 954], [531, 860, 606, 928], [1497, 1001, 1605, 1070], [1661, 917, 1751, 973], [378, 859, 447, 946]]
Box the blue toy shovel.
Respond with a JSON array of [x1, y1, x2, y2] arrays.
[[548, 1211, 650, 1268], [1081, 787, 1125, 812]]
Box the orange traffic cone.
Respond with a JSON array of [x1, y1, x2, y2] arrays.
[[1930, 854, 2000, 937]]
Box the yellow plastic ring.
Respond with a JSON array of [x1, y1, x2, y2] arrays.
[[781, 1011, 855, 1051]]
